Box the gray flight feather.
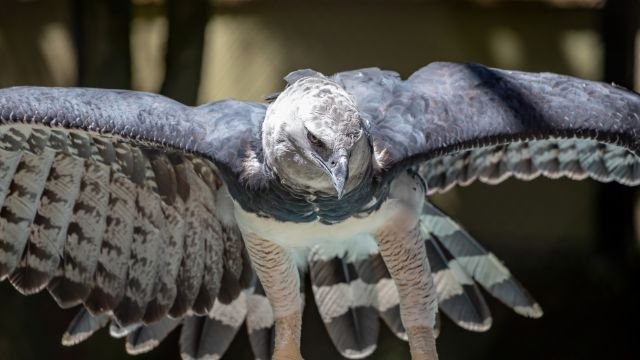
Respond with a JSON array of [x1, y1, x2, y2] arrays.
[[10, 130, 84, 294], [85, 141, 137, 315], [0, 127, 239, 331], [421, 203, 542, 318], [125, 317, 181, 355], [113, 146, 165, 325], [422, 139, 640, 194], [0, 127, 54, 280], [309, 246, 380, 359], [180, 298, 247, 360], [110, 320, 142, 339], [49, 132, 111, 308], [0, 86, 259, 326], [169, 159, 208, 318], [246, 279, 276, 360], [61, 308, 109, 346], [421, 221, 492, 332], [353, 253, 406, 341]]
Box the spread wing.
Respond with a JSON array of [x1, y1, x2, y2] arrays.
[[0, 86, 265, 329], [332, 62, 640, 189]]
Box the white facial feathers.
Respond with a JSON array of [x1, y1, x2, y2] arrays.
[[262, 73, 372, 196]]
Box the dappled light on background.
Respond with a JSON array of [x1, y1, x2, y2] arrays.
[[38, 23, 76, 86], [488, 27, 525, 69], [131, 14, 168, 92], [199, 14, 288, 103], [560, 30, 602, 80]]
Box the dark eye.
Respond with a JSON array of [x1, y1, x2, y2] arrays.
[[307, 132, 323, 147]]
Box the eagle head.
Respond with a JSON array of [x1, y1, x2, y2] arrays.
[[262, 72, 372, 198]]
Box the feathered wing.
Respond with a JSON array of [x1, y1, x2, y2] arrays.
[[329, 63, 640, 352], [332, 62, 640, 183], [0, 86, 266, 357]]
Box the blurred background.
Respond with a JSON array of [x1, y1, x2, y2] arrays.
[[1, 0, 639, 359]]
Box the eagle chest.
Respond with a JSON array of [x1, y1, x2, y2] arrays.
[[232, 170, 424, 249]]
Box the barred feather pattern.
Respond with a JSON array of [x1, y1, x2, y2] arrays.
[[308, 199, 541, 358], [420, 203, 542, 318], [422, 139, 640, 195], [9, 130, 84, 294], [62, 248, 252, 359], [0, 125, 548, 358], [49, 199, 541, 360], [420, 226, 492, 332], [246, 279, 276, 360], [309, 246, 380, 359], [0, 124, 233, 326]]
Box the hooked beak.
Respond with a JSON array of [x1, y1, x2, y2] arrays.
[[328, 152, 349, 199]]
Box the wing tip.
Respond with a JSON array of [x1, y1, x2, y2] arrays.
[[514, 302, 544, 318], [180, 352, 195, 360], [341, 344, 377, 359], [125, 339, 160, 356], [61, 330, 92, 347], [8, 267, 51, 295], [457, 316, 493, 332], [47, 277, 90, 309]]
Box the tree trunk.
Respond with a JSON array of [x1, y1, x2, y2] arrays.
[[160, 0, 209, 105]]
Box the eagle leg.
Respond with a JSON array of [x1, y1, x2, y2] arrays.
[[375, 212, 439, 360], [244, 233, 304, 360]]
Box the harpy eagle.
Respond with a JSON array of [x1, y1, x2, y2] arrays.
[[1, 62, 639, 360]]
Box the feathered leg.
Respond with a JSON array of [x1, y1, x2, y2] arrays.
[[244, 233, 303, 360], [375, 212, 439, 360]]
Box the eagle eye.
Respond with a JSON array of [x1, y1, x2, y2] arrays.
[[307, 132, 324, 147]]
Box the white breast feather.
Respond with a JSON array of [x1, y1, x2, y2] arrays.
[[233, 172, 425, 262]]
